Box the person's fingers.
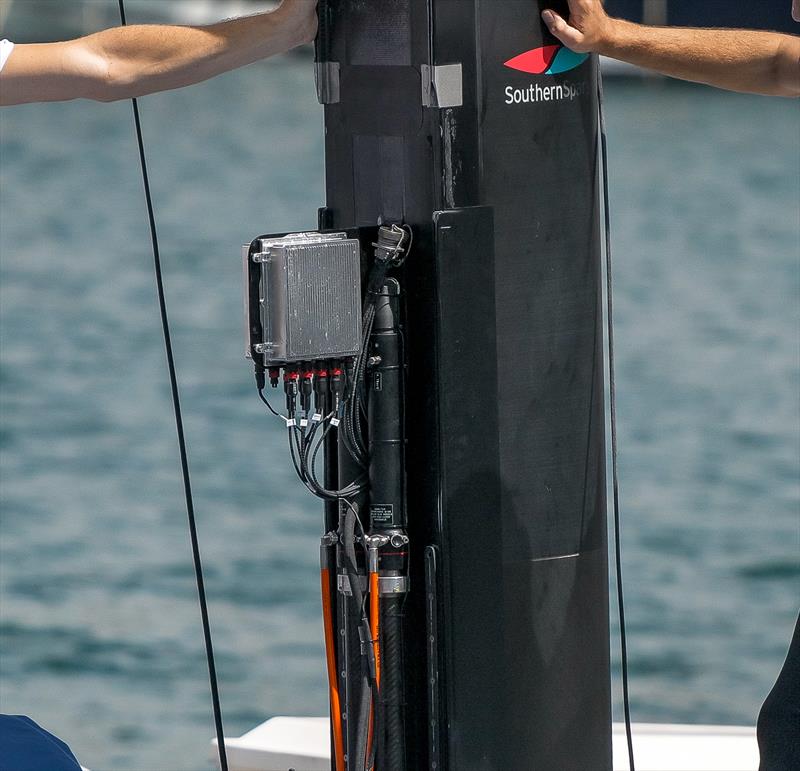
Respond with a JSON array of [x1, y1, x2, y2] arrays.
[[541, 10, 585, 50]]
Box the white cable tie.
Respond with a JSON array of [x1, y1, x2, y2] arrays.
[[312, 413, 323, 423], [284, 417, 297, 428], [300, 418, 309, 428], [331, 417, 341, 428]]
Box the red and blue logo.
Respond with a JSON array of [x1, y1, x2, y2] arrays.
[[504, 45, 588, 75]]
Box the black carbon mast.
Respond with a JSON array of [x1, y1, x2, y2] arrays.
[[313, 1, 613, 767]]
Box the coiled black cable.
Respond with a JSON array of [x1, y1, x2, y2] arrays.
[[295, 422, 367, 500], [116, 3, 228, 769], [276, 406, 367, 501], [598, 63, 635, 771]]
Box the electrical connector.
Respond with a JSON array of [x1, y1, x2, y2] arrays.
[[331, 362, 346, 410], [300, 365, 314, 415], [283, 368, 299, 415], [313, 363, 330, 415], [254, 364, 266, 392], [373, 224, 406, 265]]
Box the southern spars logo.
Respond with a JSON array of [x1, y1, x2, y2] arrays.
[[504, 44, 588, 75], [503, 44, 589, 105]]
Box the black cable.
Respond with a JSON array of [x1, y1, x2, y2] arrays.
[[116, 4, 228, 769], [598, 65, 635, 771], [355, 671, 373, 771], [342, 498, 368, 546], [309, 421, 335, 490], [289, 414, 366, 500], [258, 388, 281, 418], [346, 305, 379, 463], [308, 421, 366, 500], [367, 679, 380, 771], [302, 417, 332, 490], [344, 351, 369, 466], [288, 424, 313, 492], [299, 417, 322, 472]]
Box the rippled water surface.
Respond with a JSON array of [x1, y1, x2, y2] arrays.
[[1, 32, 799, 771]]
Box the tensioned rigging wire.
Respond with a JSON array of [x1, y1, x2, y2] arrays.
[[598, 66, 635, 771], [116, 3, 228, 769]]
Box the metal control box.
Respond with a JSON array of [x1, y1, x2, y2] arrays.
[[244, 232, 362, 366]]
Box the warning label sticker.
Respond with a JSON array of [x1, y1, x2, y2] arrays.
[[370, 504, 394, 524]]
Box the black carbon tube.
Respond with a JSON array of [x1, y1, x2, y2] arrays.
[[381, 595, 407, 770], [368, 280, 405, 531], [366, 279, 409, 770]]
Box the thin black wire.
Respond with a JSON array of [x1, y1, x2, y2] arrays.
[[258, 388, 281, 418], [116, 3, 228, 769], [598, 66, 635, 771]]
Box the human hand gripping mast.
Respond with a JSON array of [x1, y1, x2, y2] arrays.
[[244, 223, 413, 771]]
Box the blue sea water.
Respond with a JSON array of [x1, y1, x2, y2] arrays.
[[1, 33, 799, 771]]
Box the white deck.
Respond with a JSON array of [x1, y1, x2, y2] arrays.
[[212, 717, 759, 771]]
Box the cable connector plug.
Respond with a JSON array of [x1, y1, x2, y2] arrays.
[[313, 362, 330, 414], [300, 364, 314, 416], [254, 364, 266, 393], [283, 367, 299, 415], [330, 362, 346, 410], [372, 224, 407, 266]]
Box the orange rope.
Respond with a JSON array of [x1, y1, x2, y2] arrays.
[[321, 568, 346, 771]]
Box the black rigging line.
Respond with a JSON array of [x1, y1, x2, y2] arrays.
[[598, 66, 635, 771], [116, 3, 228, 769]]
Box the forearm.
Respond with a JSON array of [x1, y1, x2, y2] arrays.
[[0, 2, 315, 105], [542, 1, 800, 98], [88, 14, 302, 100], [601, 21, 800, 97]]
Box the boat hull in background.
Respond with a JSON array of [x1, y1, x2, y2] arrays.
[[212, 718, 760, 771]]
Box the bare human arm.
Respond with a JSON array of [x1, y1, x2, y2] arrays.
[[541, 0, 800, 98], [0, 0, 317, 106]]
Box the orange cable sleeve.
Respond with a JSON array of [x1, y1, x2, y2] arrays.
[[321, 568, 346, 771], [370, 571, 381, 688], [366, 570, 381, 770]]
